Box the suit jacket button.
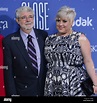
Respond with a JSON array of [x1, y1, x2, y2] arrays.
[[25, 85, 27, 88], [14, 76, 16, 78], [25, 66, 27, 69], [14, 56, 16, 59], [36, 76, 38, 78]]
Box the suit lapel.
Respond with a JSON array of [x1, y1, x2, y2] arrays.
[[14, 32, 38, 75], [34, 29, 43, 54]]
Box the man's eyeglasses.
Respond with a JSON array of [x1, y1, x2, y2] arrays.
[[18, 15, 34, 20]]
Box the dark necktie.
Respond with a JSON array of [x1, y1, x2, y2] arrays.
[[27, 35, 38, 70]]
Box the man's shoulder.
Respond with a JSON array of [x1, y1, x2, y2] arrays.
[[3, 31, 19, 42], [34, 28, 48, 38], [34, 28, 48, 33]]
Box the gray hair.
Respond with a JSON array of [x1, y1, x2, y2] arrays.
[[15, 6, 34, 18], [56, 6, 76, 22]]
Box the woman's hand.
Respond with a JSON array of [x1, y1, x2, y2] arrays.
[[93, 85, 97, 94]]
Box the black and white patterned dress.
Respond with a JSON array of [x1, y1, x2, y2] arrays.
[[44, 31, 89, 96]]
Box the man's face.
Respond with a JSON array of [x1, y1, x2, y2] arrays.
[[16, 11, 34, 31]]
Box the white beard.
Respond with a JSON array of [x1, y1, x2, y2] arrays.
[[21, 22, 34, 30]]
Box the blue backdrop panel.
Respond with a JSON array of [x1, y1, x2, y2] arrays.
[[0, 0, 97, 69]]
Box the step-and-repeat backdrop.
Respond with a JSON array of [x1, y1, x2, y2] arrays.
[[0, 0, 97, 69]]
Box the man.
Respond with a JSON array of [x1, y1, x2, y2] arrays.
[[3, 6, 48, 96]]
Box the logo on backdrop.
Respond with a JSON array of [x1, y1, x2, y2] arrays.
[[0, 7, 9, 30], [91, 45, 97, 52], [21, 2, 49, 30], [0, 14, 15, 36], [73, 17, 93, 27]]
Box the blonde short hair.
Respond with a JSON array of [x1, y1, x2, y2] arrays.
[[56, 6, 76, 22]]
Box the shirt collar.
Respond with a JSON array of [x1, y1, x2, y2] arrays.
[[20, 28, 36, 41]]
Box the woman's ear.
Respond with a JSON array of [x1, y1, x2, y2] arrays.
[[71, 20, 74, 27]]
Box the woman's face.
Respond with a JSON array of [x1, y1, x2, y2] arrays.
[[56, 17, 73, 34]]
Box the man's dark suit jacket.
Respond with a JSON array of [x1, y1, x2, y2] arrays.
[[3, 28, 48, 96]]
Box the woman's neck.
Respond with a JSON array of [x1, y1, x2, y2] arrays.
[[57, 30, 73, 36]]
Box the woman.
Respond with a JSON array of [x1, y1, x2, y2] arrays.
[[0, 34, 5, 96], [44, 6, 97, 96]]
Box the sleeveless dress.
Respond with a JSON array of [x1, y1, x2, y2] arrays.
[[44, 31, 89, 96]]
